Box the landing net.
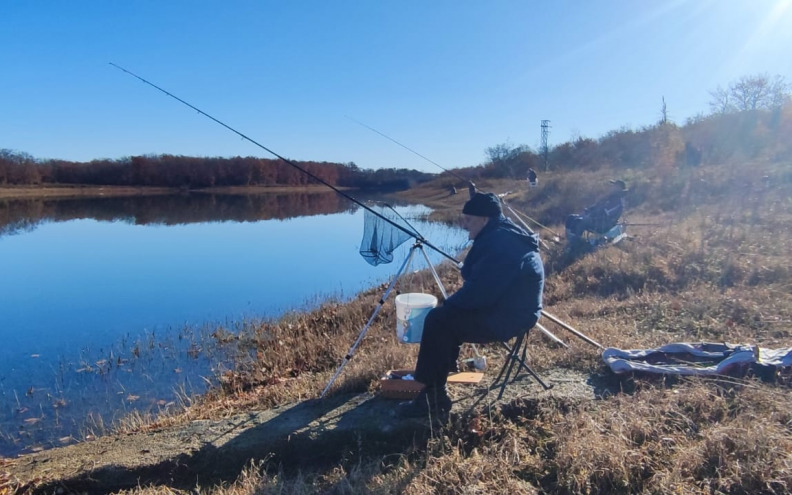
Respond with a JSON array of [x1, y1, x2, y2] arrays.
[[359, 204, 417, 266]]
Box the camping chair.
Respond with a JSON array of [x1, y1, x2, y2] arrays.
[[490, 329, 553, 400]]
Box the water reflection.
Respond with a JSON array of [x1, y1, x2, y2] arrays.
[[0, 191, 355, 237], [0, 191, 467, 456]]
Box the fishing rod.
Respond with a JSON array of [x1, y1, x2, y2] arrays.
[[504, 203, 552, 250], [503, 201, 562, 240], [347, 116, 560, 239], [493, 191, 558, 248], [109, 63, 460, 266], [346, 115, 472, 185], [540, 311, 603, 350]]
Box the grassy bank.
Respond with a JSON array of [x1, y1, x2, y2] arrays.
[[4, 159, 792, 493], [130, 161, 792, 492]]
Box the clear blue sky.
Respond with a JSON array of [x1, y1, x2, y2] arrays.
[[2, 1, 790, 172]]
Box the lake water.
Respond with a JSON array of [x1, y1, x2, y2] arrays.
[[0, 191, 467, 456]]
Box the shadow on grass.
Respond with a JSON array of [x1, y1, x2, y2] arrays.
[[28, 392, 435, 494]]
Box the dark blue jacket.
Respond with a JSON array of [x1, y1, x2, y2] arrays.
[[445, 214, 544, 340]]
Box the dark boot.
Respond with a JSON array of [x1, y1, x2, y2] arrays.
[[396, 386, 452, 421]]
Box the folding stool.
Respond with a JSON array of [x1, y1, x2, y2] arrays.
[[490, 329, 553, 400]]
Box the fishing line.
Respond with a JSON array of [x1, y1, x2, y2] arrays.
[[381, 203, 423, 239], [502, 201, 561, 240], [109, 63, 459, 265], [346, 116, 560, 240], [345, 115, 470, 185], [346, 115, 556, 244]]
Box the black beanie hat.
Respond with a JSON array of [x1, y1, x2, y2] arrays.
[[462, 192, 502, 217]]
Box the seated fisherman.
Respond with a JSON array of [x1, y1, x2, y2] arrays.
[[398, 192, 545, 419], [566, 179, 627, 240]]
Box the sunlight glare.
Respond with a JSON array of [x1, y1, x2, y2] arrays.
[[763, 0, 792, 33], [770, 0, 792, 21]]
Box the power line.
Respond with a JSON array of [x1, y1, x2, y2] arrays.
[[540, 120, 551, 171]]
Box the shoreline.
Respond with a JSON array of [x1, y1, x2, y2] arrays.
[[0, 184, 351, 200], [0, 186, 464, 458], [4, 167, 792, 493]]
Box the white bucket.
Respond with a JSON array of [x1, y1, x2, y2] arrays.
[[395, 293, 438, 344]]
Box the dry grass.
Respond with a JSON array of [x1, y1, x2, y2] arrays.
[[549, 381, 792, 494], [92, 159, 792, 494]]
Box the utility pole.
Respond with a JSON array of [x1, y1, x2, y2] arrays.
[[540, 120, 551, 171]]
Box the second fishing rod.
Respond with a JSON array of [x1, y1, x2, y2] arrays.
[[347, 116, 562, 241], [110, 62, 460, 267]]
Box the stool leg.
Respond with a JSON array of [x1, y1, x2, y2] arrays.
[[493, 333, 553, 399], [492, 334, 525, 385], [497, 334, 525, 400], [509, 344, 554, 391]]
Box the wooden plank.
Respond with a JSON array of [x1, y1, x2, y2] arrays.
[[447, 372, 484, 384]]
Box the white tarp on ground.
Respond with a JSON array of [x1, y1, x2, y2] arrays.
[[603, 342, 792, 376]]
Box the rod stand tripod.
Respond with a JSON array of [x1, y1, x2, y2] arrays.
[[321, 240, 448, 398]]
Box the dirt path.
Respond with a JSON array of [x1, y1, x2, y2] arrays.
[[2, 369, 609, 494]]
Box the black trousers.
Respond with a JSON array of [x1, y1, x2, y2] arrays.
[[413, 304, 500, 390]]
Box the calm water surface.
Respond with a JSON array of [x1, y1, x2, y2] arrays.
[[0, 192, 467, 455]]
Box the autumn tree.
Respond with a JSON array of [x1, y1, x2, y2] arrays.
[[709, 73, 790, 114], [0, 149, 41, 185], [484, 142, 529, 178]]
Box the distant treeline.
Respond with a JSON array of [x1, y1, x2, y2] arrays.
[[453, 104, 792, 184], [454, 74, 791, 183], [0, 153, 434, 190], [3, 74, 790, 189]]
